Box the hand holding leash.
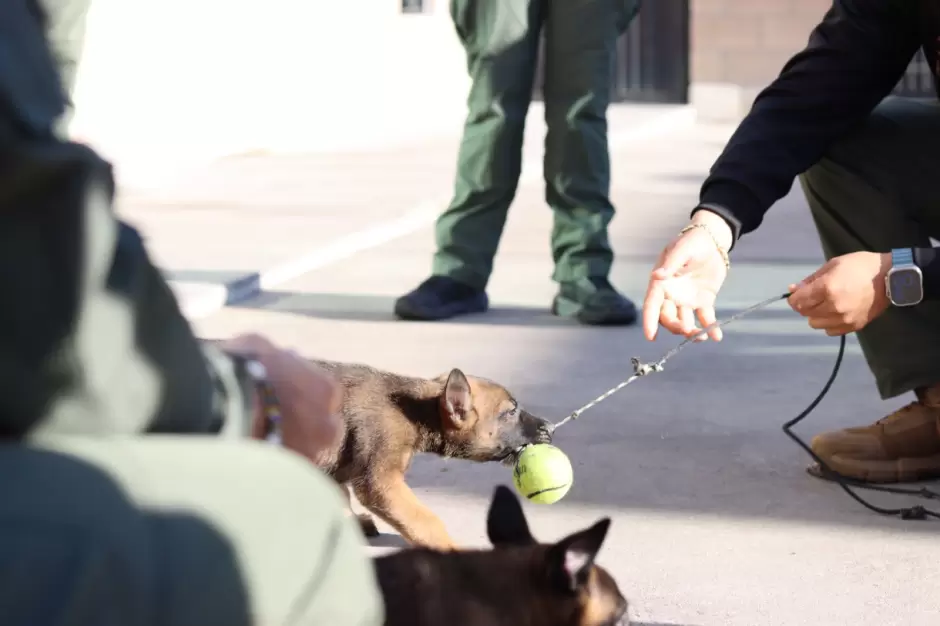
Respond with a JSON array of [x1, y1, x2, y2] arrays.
[[552, 291, 940, 521]]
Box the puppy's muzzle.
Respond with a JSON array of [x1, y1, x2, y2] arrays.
[[534, 422, 553, 444], [523, 412, 554, 444]]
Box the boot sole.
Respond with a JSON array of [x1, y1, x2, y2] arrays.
[[806, 453, 940, 484]]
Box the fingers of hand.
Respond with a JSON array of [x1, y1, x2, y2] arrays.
[[678, 305, 701, 339], [808, 317, 854, 336], [659, 299, 689, 337], [642, 282, 666, 341], [788, 277, 830, 316], [798, 261, 830, 288], [806, 314, 857, 335], [646, 230, 728, 341], [221, 332, 277, 356], [695, 306, 722, 341]]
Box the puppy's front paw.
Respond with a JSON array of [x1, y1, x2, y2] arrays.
[[357, 513, 380, 538]]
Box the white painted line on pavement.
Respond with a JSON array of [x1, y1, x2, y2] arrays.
[[181, 106, 697, 320]]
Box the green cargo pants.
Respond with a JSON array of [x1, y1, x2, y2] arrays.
[[800, 96, 940, 400], [433, 0, 640, 289]]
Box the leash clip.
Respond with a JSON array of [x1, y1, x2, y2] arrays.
[[631, 358, 664, 377]]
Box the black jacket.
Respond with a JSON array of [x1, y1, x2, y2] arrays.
[[700, 0, 931, 240]]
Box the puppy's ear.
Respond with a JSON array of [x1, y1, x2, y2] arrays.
[[547, 518, 611, 591], [487, 485, 535, 546], [440, 368, 472, 426]]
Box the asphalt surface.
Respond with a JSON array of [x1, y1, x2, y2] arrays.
[[115, 103, 940, 626]]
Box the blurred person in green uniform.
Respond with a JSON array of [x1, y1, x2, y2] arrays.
[[0, 2, 383, 623], [395, 0, 641, 325]]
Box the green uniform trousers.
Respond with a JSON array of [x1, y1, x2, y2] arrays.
[[800, 96, 940, 400], [433, 0, 640, 289]]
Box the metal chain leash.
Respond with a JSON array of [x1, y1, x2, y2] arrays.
[[551, 292, 790, 432]]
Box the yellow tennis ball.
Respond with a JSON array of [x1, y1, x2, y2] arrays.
[[512, 444, 573, 504]]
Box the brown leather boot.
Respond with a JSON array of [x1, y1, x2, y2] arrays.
[[807, 385, 940, 483]]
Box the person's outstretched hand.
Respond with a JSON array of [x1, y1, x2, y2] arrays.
[[642, 210, 733, 342], [220, 333, 343, 467]]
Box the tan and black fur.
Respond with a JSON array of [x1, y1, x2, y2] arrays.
[[311, 360, 554, 549], [375, 485, 630, 626]]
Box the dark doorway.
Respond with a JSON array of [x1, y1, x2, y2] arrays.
[[534, 0, 690, 104]]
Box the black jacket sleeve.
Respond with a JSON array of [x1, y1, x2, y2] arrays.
[[698, 0, 921, 242]]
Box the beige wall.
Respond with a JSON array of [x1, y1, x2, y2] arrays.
[[689, 0, 830, 122], [74, 0, 832, 184], [70, 0, 471, 186]]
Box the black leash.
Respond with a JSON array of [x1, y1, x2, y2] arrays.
[[552, 292, 940, 521], [782, 332, 940, 520]]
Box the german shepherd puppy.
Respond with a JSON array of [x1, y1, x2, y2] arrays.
[[375, 485, 630, 626], [311, 361, 555, 550]]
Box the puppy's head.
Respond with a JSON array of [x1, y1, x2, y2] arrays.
[[486, 485, 629, 626], [436, 368, 553, 462]]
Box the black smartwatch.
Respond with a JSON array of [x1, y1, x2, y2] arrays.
[[886, 248, 924, 307]]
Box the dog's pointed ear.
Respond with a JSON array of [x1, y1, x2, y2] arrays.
[[547, 518, 611, 591], [487, 485, 535, 546], [440, 368, 472, 426]]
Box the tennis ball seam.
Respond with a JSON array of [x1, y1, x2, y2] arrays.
[[525, 483, 571, 499]]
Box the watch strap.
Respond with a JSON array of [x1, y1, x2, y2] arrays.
[[243, 357, 284, 445], [892, 247, 914, 266]]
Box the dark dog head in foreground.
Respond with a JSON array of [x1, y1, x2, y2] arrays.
[[434, 368, 554, 464], [375, 485, 629, 626]]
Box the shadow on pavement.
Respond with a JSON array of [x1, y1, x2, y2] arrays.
[[227, 292, 806, 327], [177, 268, 939, 532], [200, 274, 940, 531], [234, 291, 577, 326], [229, 288, 825, 330]]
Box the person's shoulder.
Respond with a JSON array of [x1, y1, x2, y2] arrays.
[[838, 0, 917, 18], [837, 0, 924, 34]]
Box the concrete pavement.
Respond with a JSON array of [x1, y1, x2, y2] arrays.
[[113, 103, 939, 626]]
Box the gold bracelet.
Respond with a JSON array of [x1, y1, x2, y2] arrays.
[[678, 223, 731, 270]]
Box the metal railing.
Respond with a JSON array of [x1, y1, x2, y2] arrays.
[[533, 0, 690, 105]]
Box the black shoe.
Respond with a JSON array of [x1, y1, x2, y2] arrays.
[[394, 276, 489, 321], [551, 277, 637, 326]]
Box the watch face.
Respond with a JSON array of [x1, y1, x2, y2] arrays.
[[888, 268, 923, 306]]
